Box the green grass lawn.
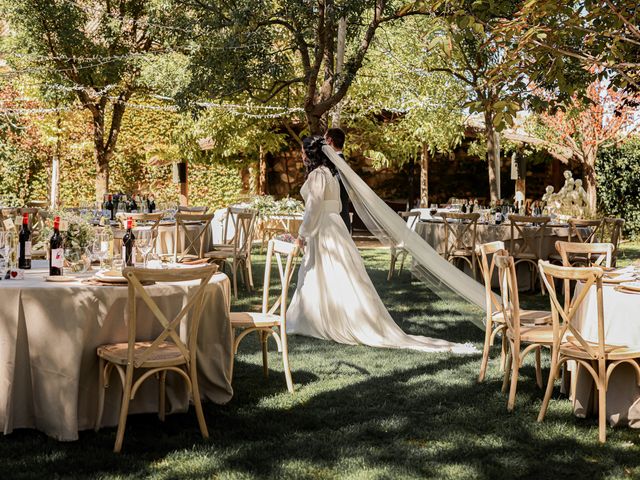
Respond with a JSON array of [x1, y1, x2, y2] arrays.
[[3, 243, 640, 479]]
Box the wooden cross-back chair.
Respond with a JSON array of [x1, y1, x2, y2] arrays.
[[387, 211, 421, 281], [206, 210, 258, 298], [173, 212, 215, 263], [494, 254, 553, 411], [537, 261, 640, 443], [116, 212, 164, 230], [508, 214, 551, 292], [601, 218, 625, 265], [568, 218, 604, 244], [555, 241, 614, 268], [177, 205, 208, 214], [476, 241, 551, 383], [95, 265, 217, 452], [230, 239, 300, 392], [439, 212, 480, 279]]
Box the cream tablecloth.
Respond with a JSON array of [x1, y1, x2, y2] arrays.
[[572, 278, 640, 427], [0, 262, 233, 441]]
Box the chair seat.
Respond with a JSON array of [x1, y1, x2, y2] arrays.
[[492, 309, 551, 326], [513, 253, 538, 261], [97, 341, 187, 367], [205, 250, 246, 260], [561, 340, 640, 361], [449, 249, 473, 257], [508, 325, 554, 344], [230, 311, 282, 327]]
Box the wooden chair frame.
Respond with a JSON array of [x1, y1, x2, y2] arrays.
[[177, 205, 209, 214], [508, 214, 551, 292], [231, 239, 299, 392], [555, 241, 613, 268], [116, 212, 164, 230], [95, 265, 216, 452], [476, 241, 508, 382], [207, 210, 257, 298], [568, 218, 604, 244], [537, 261, 640, 443], [601, 218, 625, 265], [495, 254, 551, 411], [173, 212, 215, 263], [387, 211, 421, 281], [439, 212, 480, 279]]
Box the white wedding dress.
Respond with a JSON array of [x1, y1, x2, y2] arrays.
[[286, 165, 474, 353]]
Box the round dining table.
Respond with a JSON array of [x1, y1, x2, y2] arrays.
[[572, 271, 640, 427], [0, 261, 233, 441]]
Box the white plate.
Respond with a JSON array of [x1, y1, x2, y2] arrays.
[[619, 282, 640, 292], [94, 270, 128, 284], [44, 275, 78, 282]]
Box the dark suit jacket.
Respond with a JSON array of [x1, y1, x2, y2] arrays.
[[337, 152, 352, 233]]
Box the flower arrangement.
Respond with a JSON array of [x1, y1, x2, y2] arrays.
[[275, 233, 297, 244], [250, 195, 304, 218], [541, 171, 591, 220], [42, 210, 96, 250]]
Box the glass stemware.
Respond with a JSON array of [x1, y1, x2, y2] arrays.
[[92, 232, 111, 270], [134, 228, 156, 268]]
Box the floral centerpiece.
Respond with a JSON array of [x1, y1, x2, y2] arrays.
[[250, 195, 304, 219], [43, 210, 96, 250]]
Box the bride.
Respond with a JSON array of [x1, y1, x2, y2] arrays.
[[286, 135, 477, 353]]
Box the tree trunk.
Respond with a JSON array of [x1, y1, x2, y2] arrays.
[[420, 143, 429, 207], [584, 153, 598, 213], [259, 146, 268, 195], [93, 109, 109, 204], [180, 162, 189, 206], [307, 112, 326, 136], [484, 110, 500, 203]]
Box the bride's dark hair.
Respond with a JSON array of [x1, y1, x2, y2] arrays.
[[302, 135, 338, 177]]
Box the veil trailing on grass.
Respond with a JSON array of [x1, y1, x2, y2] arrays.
[[323, 145, 486, 330]]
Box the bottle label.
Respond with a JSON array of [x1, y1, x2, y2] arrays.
[[51, 248, 64, 268], [21, 241, 32, 259]]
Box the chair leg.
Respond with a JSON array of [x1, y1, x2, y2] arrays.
[[502, 346, 513, 394], [95, 357, 107, 431], [597, 361, 607, 443], [507, 350, 521, 412], [246, 256, 254, 289], [538, 350, 560, 423], [113, 367, 134, 453], [158, 370, 167, 422], [499, 333, 508, 372], [398, 251, 407, 275], [190, 364, 209, 439], [387, 252, 397, 281], [478, 323, 493, 383], [535, 346, 543, 389], [232, 260, 238, 299], [281, 329, 294, 393], [261, 330, 269, 379]]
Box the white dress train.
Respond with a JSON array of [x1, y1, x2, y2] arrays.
[[286, 166, 474, 354]]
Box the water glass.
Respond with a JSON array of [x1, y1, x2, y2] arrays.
[[92, 233, 111, 269], [135, 228, 156, 267]]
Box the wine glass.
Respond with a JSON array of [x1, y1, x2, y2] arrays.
[[135, 228, 156, 268], [92, 233, 111, 270], [429, 203, 438, 218], [0, 231, 7, 279]]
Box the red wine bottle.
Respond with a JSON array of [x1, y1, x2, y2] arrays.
[[49, 216, 64, 276], [18, 213, 32, 269], [106, 194, 114, 221], [122, 217, 135, 266]]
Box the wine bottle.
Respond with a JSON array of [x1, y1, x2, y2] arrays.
[[49, 216, 64, 276], [18, 213, 32, 269], [122, 217, 135, 267], [106, 194, 114, 221], [148, 194, 155, 213], [130, 195, 138, 213]]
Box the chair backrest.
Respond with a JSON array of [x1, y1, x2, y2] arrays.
[[476, 241, 506, 316], [174, 212, 215, 261], [220, 207, 257, 246], [555, 241, 613, 268], [439, 212, 480, 258], [122, 265, 217, 368], [177, 205, 208, 214], [538, 261, 605, 360], [261, 240, 300, 325], [116, 212, 164, 231], [494, 253, 522, 340], [601, 217, 624, 257], [508, 214, 551, 259], [399, 211, 421, 232], [231, 211, 258, 257], [568, 218, 604, 244]]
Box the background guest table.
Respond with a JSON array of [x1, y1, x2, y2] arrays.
[[572, 272, 640, 427], [0, 261, 233, 441]]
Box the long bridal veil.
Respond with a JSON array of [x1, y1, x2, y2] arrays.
[[323, 145, 486, 329]]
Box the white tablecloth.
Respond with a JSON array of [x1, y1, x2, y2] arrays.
[[0, 261, 233, 441], [572, 277, 640, 427]]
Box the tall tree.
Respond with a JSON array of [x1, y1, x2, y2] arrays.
[[538, 81, 639, 211], [180, 0, 421, 134], [1, 0, 182, 201]]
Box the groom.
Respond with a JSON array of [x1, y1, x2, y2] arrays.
[[325, 128, 352, 234]]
